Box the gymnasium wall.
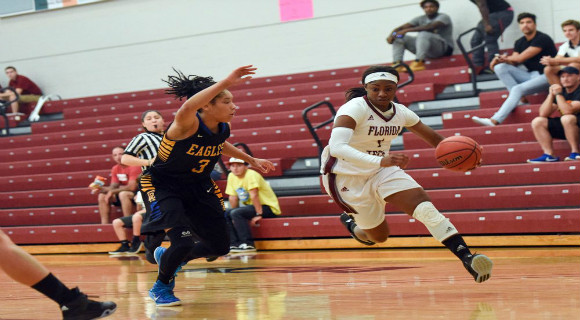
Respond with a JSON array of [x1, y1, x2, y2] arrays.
[[0, 0, 578, 99]]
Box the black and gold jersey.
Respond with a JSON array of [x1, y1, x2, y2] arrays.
[[150, 114, 229, 184]]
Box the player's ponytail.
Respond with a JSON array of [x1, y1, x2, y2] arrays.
[[163, 68, 217, 101], [345, 87, 367, 101]]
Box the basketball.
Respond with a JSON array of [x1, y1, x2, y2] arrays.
[[435, 136, 482, 172]]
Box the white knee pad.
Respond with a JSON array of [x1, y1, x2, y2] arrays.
[[412, 201, 458, 242]]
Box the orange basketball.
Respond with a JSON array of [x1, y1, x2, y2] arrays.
[[435, 136, 482, 172]]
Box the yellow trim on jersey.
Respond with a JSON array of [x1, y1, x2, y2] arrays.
[[139, 174, 157, 203], [157, 136, 176, 161]]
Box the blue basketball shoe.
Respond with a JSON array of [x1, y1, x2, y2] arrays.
[[148, 280, 181, 307]]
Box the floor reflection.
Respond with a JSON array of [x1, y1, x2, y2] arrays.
[[0, 248, 578, 319]]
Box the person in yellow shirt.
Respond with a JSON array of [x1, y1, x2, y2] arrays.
[[225, 157, 281, 252]]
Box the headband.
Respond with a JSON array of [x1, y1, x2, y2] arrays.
[[364, 72, 398, 84]]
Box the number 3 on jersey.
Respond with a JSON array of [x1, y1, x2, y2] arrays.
[[192, 159, 210, 173]]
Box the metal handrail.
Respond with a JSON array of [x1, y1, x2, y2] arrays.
[[28, 93, 62, 122], [456, 27, 486, 94], [0, 88, 20, 136], [302, 101, 337, 159], [393, 62, 415, 90]]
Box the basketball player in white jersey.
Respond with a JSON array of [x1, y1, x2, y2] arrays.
[[320, 65, 493, 283]]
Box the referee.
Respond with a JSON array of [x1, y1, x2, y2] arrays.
[[120, 109, 166, 261]]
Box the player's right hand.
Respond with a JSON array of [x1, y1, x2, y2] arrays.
[[380, 153, 409, 169]]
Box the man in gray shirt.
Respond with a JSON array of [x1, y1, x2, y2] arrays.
[[387, 0, 454, 72]]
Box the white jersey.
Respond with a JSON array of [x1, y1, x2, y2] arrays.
[[557, 41, 580, 58], [321, 96, 420, 176]]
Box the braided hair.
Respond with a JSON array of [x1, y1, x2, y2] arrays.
[[345, 65, 400, 102], [163, 68, 223, 103]]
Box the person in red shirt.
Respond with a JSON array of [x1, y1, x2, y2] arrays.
[[93, 146, 141, 224], [0, 66, 42, 115]]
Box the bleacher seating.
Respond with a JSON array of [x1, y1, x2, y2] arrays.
[[1, 54, 579, 249]]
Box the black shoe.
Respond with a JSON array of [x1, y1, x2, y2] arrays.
[[61, 288, 116, 320], [462, 253, 493, 283], [127, 239, 144, 254], [339, 213, 375, 246], [108, 243, 130, 255]]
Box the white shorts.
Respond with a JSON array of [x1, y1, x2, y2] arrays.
[[322, 166, 421, 229]]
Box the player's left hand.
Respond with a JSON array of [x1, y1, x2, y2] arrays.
[[225, 65, 257, 86], [249, 158, 275, 173]]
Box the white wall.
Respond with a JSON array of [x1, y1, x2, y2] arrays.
[[0, 0, 578, 98]]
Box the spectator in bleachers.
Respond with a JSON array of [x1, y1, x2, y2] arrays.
[[527, 66, 580, 162], [95, 146, 141, 224], [120, 110, 165, 262], [321, 65, 492, 283], [386, 0, 453, 72], [469, 0, 514, 75], [108, 194, 146, 255], [541, 19, 580, 85], [224, 157, 281, 253], [472, 12, 558, 126], [0, 229, 116, 319], [0, 66, 42, 115]]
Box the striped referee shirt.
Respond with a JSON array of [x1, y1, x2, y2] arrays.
[[124, 131, 163, 171]]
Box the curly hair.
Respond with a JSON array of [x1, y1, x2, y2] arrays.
[[163, 68, 220, 102]]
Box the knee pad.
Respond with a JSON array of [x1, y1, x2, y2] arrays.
[[412, 201, 458, 242]]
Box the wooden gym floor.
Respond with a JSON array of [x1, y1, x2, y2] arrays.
[[0, 247, 578, 320]]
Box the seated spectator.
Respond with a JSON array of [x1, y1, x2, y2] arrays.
[[386, 0, 453, 72], [469, 0, 514, 75], [472, 12, 558, 126], [527, 66, 580, 162], [225, 158, 281, 253], [109, 193, 146, 254], [541, 19, 580, 85], [93, 146, 141, 224], [0, 66, 42, 115]]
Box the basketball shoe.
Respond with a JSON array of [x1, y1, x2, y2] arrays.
[[527, 154, 559, 163], [108, 242, 130, 254], [462, 253, 493, 283], [127, 239, 144, 254], [149, 280, 181, 307], [61, 288, 116, 320], [471, 116, 497, 127], [230, 243, 256, 253], [340, 213, 375, 246]]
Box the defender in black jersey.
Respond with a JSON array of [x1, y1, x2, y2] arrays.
[[142, 65, 275, 306]]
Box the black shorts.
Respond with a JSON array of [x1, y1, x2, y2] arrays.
[[548, 115, 580, 139], [111, 194, 136, 207], [139, 173, 226, 241], [119, 212, 146, 228]]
